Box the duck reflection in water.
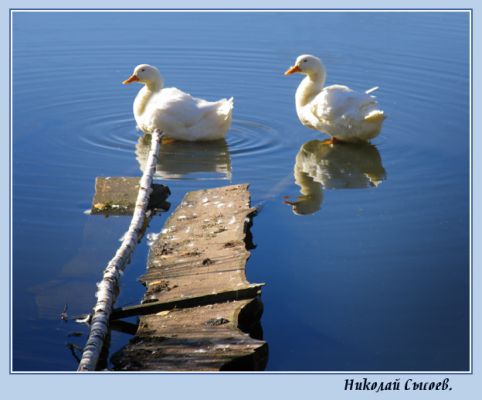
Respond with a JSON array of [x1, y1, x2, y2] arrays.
[[285, 139, 386, 215], [136, 134, 232, 180]]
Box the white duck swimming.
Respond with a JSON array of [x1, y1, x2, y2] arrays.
[[285, 54, 385, 143], [123, 64, 233, 141]]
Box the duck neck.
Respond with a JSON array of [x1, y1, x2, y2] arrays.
[[146, 76, 162, 92], [134, 77, 163, 117], [295, 71, 325, 108]]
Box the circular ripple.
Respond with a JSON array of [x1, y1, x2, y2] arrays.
[[228, 117, 285, 158]]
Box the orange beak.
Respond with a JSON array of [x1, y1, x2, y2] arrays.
[[122, 75, 139, 84], [284, 65, 301, 75]]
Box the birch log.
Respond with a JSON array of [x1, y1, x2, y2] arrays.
[[77, 129, 162, 372]]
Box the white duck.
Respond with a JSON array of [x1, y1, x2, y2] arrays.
[[123, 64, 233, 141], [285, 54, 385, 143]]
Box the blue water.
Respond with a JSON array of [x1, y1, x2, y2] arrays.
[[12, 11, 470, 371]]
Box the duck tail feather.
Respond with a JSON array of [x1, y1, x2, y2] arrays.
[[364, 110, 386, 123], [365, 86, 379, 95], [218, 97, 234, 118]]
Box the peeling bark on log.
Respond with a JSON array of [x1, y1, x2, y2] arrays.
[[77, 129, 163, 372], [111, 184, 267, 371]]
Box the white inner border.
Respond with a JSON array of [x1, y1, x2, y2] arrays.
[[9, 8, 473, 374]]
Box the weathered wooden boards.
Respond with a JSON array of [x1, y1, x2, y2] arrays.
[[111, 184, 267, 371], [91, 177, 170, 215]]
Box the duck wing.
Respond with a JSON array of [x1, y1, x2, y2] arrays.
[[145, 87, 233, 140], [310, 85, 378, 123], [146, 88, 210, 127]]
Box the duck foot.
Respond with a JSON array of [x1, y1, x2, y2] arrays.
[[161, 136, 176, 145], [323, 137, 343, 145]]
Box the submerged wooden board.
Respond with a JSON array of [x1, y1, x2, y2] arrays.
[[111, 299, 267, 371], [111, 184, 267, 371], [91, 177, 170, 215]]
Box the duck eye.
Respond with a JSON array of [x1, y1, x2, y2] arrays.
[[303, 59, 308, 63], [141, 69, 145, 72]]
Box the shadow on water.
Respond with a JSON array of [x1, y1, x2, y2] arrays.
[[28, 217, 130, 321], [285, 139, 387, 215], [136, 134, 232, 180]]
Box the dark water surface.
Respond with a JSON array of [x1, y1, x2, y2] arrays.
[[12, 11, 470, 371]]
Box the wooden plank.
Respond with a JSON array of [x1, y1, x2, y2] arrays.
[[111, 184, 267, 371], [111, 299, 267, 371], [140, 184, 261, 303], [91, 177, 170, 215], [110, 284, 264, 320]]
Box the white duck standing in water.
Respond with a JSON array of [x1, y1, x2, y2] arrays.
[[123, 64, 234, 141], [285, 54, 385, 143]]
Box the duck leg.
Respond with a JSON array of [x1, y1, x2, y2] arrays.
[[161, 136, 176, 145], [323, 137, 342, 145]]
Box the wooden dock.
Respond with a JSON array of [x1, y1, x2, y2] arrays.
[[111, 184, 267, 371]]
